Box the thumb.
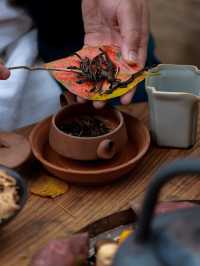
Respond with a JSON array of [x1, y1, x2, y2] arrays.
[[118, 3, 142, 65]]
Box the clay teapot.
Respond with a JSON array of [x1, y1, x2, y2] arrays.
[[49, 94, 128, 161], [113, 159, 200, 266]]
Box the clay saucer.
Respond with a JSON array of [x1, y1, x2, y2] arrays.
[[0, 132, 31, 168], [29, 114, 150, 185]]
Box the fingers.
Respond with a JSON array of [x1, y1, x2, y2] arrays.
[[118, 0, 149, 68], [78, 95, 133, 107], [0, 64, 10, 80], [77, 96, 87, 104], [78, 93, 133, 107], [137, 3, 149, 68], [93, 101, 106, 109], [77, 96, 106, 109], [118, 1, 141, 64], [120, 89, 135, 105]]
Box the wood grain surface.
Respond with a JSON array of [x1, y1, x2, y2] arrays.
[[2, 1, 200, 264], [1, 103, 200, 266]]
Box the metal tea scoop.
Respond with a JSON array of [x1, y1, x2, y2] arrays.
[[8, 65, 81, 74]]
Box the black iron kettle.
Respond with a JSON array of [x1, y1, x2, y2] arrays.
[[113, 159, 200, 266]]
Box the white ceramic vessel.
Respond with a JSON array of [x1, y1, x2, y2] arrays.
[[145, 64, 200, 148]]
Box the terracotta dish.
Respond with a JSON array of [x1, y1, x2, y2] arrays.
[[0, 133, 31, 168], [49, 103, 128, 160], [30, 114, 150, 185]]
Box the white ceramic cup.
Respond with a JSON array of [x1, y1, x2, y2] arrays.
[[145, 64, 200, 148]]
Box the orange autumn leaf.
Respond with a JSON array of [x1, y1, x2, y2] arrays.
[[30, 174, 69, 198], [45, 45, 148, 101]]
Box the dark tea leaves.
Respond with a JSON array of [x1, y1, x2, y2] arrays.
[[59, 116, 110, 137], [45, 45, 147, 101], [67, 48, 133, 95]]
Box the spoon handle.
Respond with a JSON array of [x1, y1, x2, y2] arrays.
[[8, 65, 81, 73]]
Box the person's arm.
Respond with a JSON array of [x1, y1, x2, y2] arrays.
[[80, 0, 149, 108]]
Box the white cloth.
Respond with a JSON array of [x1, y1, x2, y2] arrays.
[[0, 0, 61, 130]]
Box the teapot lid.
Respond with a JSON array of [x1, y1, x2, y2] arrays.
[[113, 159, 200, 266]]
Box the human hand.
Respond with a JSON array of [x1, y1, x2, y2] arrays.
[[79, 0, 149, 108], [0, 61, 10, 80]]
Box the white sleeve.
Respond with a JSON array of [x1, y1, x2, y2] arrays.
[[0, 0, 32, 53], [0, 1, 60, 130], [0, 30, 38, 130]]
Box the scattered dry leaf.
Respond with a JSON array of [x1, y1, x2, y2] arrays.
[[30, 174, 69, 198]]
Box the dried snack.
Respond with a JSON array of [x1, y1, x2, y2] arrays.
[[96, 241, 118, 266], [0, 170, 20, 220]]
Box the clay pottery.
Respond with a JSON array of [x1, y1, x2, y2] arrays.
[[30, 114, 150, 185], [49, 103, 128, 160], [0, 132, 31, 168]]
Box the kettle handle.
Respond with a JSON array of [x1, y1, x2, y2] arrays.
[[135, 159, 200, 243]]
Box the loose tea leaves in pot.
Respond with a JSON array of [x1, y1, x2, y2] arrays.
[[59, 115, 111, 137]]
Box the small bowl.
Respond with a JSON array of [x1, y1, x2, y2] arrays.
[[0, 165, 27, 227], [49, 103, 128, 161]]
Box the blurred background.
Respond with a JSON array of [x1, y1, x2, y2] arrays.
[[150, 0, 200, 65]]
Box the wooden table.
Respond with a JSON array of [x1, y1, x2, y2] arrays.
[[2, 103, 200, 266]]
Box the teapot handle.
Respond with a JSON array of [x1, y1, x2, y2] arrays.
[[135, 159, 200, 243], [97, 139, 116, 160]]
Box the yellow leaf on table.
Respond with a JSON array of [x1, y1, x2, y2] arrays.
[[30, 174, 69, 198]]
